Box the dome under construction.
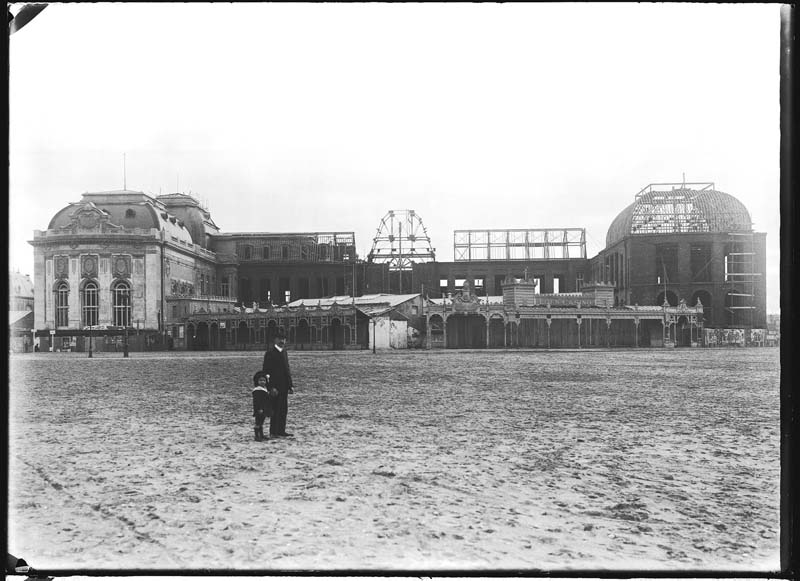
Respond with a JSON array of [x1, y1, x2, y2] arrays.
[[606, 182, 753, 248]]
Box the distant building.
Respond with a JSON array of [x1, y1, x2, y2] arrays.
[[9, 271, 34, 311], [29, 180, 768, 351], [9, 271, 34, 352], [29, 190, 362, 352], [595, 182, 766, 329]]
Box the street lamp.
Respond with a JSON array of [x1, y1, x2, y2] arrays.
[[123, 325, 129, 357], [88, 326, 93, 358]]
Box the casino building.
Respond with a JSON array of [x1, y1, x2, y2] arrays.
[[29, 180, 767, 351]]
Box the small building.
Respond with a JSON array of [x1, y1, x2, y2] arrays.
[[9, 311, 35, 352], [288, 294, 424, 350], [9, 272, 35, 352]]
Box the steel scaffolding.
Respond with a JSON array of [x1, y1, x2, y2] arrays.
[[724, 230, 760, 328], [453, 228, 586, 261]]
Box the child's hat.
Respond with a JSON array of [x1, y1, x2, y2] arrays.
[[253, 370, 268, 386]]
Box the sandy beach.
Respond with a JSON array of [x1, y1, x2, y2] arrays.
[[7, 348, 780, 572]]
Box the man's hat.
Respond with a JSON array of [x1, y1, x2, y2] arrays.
[[253, 370, 268, 386]]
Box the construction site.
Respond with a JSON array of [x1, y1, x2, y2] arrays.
[[30, 180, 768, 351]]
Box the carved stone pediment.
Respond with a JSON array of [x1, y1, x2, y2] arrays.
[[452, 282, 482, 312], [63, 202, 122, 234]]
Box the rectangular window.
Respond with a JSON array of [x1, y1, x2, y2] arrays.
[[553, 276, 562, 294], [655, 245, 678, 285], [239, 277, 251, 305], [221, 276, 230, 297], [576, 272, 584, 292], [533, 276, 543, 294], [298, 277, 310, 299], [691, 244, 712, 282], [439, 278, 449, 295], [279, 277, 291, 304], [172, 305, 178, 319], [335, 276, 345, 295], [258, 279, 270, 304]]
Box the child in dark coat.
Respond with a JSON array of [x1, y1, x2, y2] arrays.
[[252, 370, 273, 442]]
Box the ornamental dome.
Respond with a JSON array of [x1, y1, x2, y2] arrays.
[[46, 190, 195, 245], [606, 183, 753, 247]]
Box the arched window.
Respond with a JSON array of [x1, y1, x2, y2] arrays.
[[55, 282, 69, 327], [112, 280, 132, 327], [81, 281, 99, 327], [282, 245, 290, 260], [262, 246, 270, 260]]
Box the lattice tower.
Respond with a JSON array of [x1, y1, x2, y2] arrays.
[[368, 210, 436, 270]]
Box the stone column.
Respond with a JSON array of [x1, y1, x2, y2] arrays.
[[546, 317, 552, 349], [426, 316, 432, 350]]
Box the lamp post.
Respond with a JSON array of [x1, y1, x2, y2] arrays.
[[123, 325, 129, 357], [372, 317, 376, 354], [88, 326, 93, 358]]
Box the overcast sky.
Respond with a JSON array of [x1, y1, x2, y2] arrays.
[[8, 2, 782, 312]]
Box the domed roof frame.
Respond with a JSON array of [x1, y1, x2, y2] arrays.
[[606, 182, 753, 247]]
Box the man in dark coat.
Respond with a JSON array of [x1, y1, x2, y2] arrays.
[[262, 329, 294, 437]]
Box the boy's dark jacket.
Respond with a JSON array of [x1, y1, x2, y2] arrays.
[[252, 385, 272, 417]]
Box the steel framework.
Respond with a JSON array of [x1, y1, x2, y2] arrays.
[[453, 228, 586, 261], [724, 231, 760, 328], [228, 232, 357, 262], [630, 182, 752, 236], [368, 210, 436, 270]]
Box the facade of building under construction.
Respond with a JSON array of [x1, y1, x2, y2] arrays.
[[29, 180, 767, 351]]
